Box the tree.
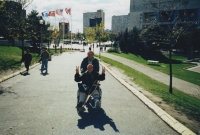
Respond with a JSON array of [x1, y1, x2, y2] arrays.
[[0, 1, 24, 44], [51, 27, 60, 53], [0, 0, 33, 59], [27, 10, 42, 51], [108, 31, 116, 47], [85, 28, 95, 44], [142, 0, 200, 93], [114, 32, 124, 50], [130, 26, 140, 53], [94, 22, 105, 57], [176, 29, 200, 58], [124, 28, 130, 53], [76, 32, 81, 41]]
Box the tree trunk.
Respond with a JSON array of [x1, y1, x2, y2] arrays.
[[21, 38, 24, 61], [187, 46, 193, 60], [169, 47, 172, 94]]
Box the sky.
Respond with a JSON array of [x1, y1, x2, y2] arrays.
[[25, 0, 130, 33]]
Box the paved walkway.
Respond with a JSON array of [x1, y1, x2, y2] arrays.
[[0, 47, 197, 134], [98, 52, 200, 99]]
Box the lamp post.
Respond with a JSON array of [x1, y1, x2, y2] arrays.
[[82, 38, 85, 50], [39, 20, 44, 51], [76, 29, 79, 43], [70, 31, 72, 49], [47, 27, 50, 52], [62, 22, 65, 47]]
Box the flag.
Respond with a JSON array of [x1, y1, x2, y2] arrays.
[[48, 11, 55, 17], [42, 11, 48, 17], [56, 9, 63, 16], [65, 8, 71, 15]]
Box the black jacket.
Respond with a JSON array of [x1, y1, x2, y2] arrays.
[[80, 57, 99, 73], [22, 53, 32, 64], [75, 71, 105, 94]]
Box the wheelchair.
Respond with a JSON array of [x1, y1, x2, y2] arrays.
[[76, 83, 102, 113]]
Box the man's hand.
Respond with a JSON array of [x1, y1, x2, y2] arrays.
[[102, 66, 105, 74], [76, 66, 79, 73]]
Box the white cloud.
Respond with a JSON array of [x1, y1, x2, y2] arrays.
[[25, 0, 129, 33]]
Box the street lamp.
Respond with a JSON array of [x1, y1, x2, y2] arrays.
[[62, 22, 65, 47], [82, 38, 85, 50], [70, 31, 72, 49], [47, 26, 52, 52], [39, 20, 44, 51]]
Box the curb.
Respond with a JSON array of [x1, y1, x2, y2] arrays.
[[99, 61, 196, 135], [0, 63, 40, 83]]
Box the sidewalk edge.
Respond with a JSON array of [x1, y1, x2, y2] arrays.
[[100, 61, 196, 135], [0, 63, 40, 83]]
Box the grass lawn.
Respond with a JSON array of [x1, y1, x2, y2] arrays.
[[99, 56, 200, 123], [0, 46, 40, 70], [107, 52, 200, 86], [0, 46, 76, 71]]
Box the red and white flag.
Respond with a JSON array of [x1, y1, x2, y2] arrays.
[[56, 9, 63, 16], [65, 8, 71, 15], [48, 11, 55, 17]]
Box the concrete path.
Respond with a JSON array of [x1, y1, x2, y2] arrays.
[[0, 51, 184, 135], [97, 52, 200, 99]]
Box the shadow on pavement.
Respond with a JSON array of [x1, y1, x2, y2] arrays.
[[77, 108, 119, 132], [40, 72, 49, 76], [20, 71, 30, 76], [0, 90, 4, 95], [0, 87, 17, 96]]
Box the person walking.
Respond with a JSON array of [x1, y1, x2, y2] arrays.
[[41, 47, 50, 74], [60, 46, 62, 54], [22, 49, 32, 73], [80, 51, 99, 74], [89, 45, 91, 51]]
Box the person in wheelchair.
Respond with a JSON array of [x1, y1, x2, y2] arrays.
[[80, 51, 99, 74], [75, 64, 105, 112]]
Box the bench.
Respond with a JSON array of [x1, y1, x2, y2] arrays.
[[147, 60, 159, 65]]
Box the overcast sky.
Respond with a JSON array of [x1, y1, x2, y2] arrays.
[[25, 0, 130, 33]]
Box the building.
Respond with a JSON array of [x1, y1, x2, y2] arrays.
[[128, 0, 200, 30], [59, 22, 69, 36], [83, 9, 105, 33], [59, 17, 70, 38], [111, 15, 129, 34]]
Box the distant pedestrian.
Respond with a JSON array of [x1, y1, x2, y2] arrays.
[[100, 46, 103, 51], [22, 49, 32, 73], [104, 46, 106, 51], [60, 46, 62, 54], [89, 45, 91, 51], [41, 47, 50, 74]]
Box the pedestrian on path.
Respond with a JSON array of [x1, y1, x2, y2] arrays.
[[22, 49, 32, 73], [80, 51, 99, 74], [60, 46, 62, 54], [41, 47, 49, 74]]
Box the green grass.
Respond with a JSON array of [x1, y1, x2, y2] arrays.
[[99, 56, 200, 122], [107, 52, 200, 86], [0, 46, 76, 71], [0, 46, 40, 70]]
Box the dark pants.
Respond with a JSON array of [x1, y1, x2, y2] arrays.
[[25, 61, 30, 71], [41, 60, 48, 73]]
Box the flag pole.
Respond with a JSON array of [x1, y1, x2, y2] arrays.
[[55, 10, 56, 28], [71, 14, 72, 49], [63, 16, 64, 48]]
